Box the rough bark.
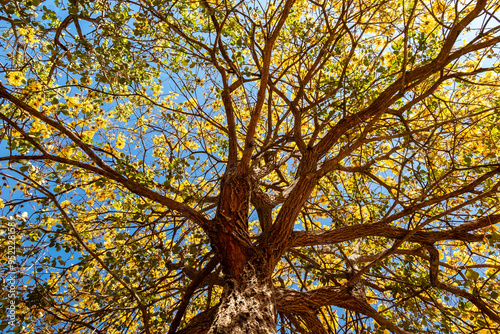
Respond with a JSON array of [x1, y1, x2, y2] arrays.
[[207, 264, 277, 334], [178, 274, 411, 334], [276, 287, 410, 334], [206, 166, 278, 333], [211, 168, 254, 279]]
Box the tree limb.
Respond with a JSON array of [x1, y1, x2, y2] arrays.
[[0, 84, 212, 231], [290, 215, 500, 248]]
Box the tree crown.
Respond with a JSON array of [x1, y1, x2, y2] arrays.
[[1, 0, 500, 333]]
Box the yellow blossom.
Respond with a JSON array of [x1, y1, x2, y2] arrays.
[[18, 27, 38, 45], [96, 190, 109, 201], [80, 101, 94, 113], [115, 134, 126, 149], [28, 80, 42, 91], [32, 96, 44, 109], [66, 96, 79, 109], [94, 117, 107, 129], [183, 140, 198, 150], [31, 119, 51, 138], [7, 71, 24, 86]]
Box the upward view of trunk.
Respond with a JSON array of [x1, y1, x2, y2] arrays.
[[204, 167, 277, 333], [208, 264, 276, 334]]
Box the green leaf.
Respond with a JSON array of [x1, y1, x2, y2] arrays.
[[465, 269, 479, 281], [68, 7, 79, 15]]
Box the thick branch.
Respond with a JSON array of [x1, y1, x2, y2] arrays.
[[290, 215, 500, 248], [276, 287, 410, 334], [315, 0, 488, 159], [297, 311, 328, 334], [175, 305, 219, 334]]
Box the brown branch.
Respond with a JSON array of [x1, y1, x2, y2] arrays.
[[297, 311, 328, 334], [54, 16, 73, 51], [426, 245, 500, 324], [315, 0, 488, 159], [168, 257, 219, 334], [436, 281, 500, 324], [290, 215, 500, 248], [276, 287, 410, 334], [175, 305, 219, 334], [0, 84, 212, 231], [239, 0, 296, 168], [263, 168, 320, 259], [200, 0, 240, 166], [280, 313, 309, 334]]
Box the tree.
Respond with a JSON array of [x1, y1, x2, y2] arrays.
[[1, 0, 500, 332]]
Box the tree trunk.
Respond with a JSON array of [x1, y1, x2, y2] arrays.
[[208, 264, 276, 334]]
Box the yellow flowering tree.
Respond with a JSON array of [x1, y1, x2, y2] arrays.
[[1, 0, 500, 333]]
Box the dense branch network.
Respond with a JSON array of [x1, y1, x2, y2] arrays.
[[0, 0, 499, 333]]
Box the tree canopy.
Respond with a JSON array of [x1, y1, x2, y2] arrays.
[[1, 0, 500, 333]]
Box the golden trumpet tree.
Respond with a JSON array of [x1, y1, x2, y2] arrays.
[[1, 0, 500, 333]]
